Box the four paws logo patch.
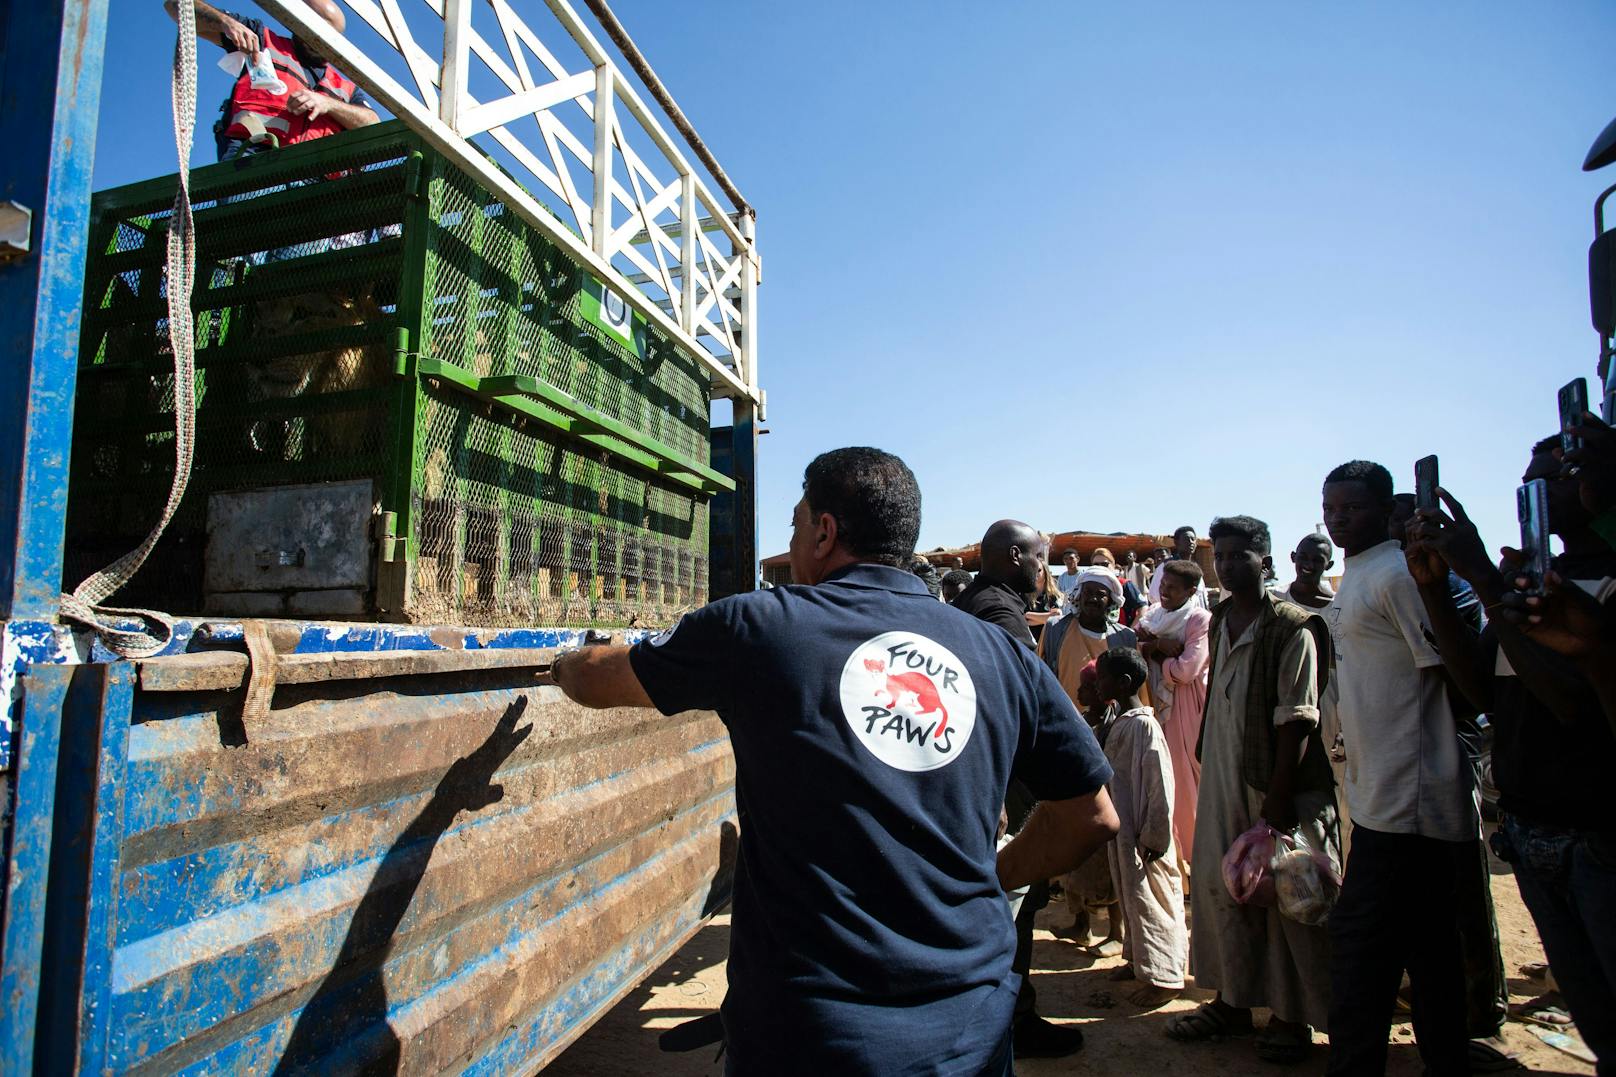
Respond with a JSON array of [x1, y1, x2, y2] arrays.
[[839, 632, 977, 772]]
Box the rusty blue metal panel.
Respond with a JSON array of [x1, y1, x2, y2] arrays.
[[0, 664, 73, 1074], [0, 0, 111, 620], [35, 662, 133, 1076], [60, 659, 735, 1074]]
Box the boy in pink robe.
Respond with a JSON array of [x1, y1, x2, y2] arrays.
[[1137, 559, 1212, 871]]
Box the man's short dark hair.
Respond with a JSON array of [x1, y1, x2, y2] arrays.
[[803, 448, 921, 568], [1061, 548, 1079, 559], [1173, 525, 1196, 539], [1162, 559, 1203, 587], [1323, 460, 1394, 504], [1297, 532, 1334, 554], [1531, 434, 1561, 456], [941, 568, 973, 588], [1097, 647, 1149, 693], [1208, 515, 1272, 556]]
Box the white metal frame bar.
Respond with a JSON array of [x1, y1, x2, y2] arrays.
[[258, 0, 759, 401]]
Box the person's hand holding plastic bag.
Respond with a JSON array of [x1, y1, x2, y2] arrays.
[[1222, 820, 1279, 906], [1272, 829, 1341, 925]]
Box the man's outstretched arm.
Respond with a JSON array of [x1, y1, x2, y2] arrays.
[[163, 1, 259, 52], [551, 645, 654, 710], [996, 789, 1119, 892]]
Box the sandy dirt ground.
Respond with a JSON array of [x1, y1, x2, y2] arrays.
[[545, 842, 1596, 1076]]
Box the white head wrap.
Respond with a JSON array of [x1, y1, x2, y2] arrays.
[[1072, 566, 1124, 606]]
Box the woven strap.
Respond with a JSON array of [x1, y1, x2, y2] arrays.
[[60, 5, 200, 658]]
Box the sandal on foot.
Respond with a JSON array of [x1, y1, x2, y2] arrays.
[[1165, 1002, 1254, 1042], [1255, 1022, 1311, 1065]]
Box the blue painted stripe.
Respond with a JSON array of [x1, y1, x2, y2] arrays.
[[113, 782, 533, 947], [105, 789, 734, 1069], [118, 684, 538, 835], [73, 618, 652, 665], [71, 663, 134, 1077], [0, 664, 72, 1074], [0, 0, 112, 620]]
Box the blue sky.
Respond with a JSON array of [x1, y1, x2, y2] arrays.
[[94, 2, 1616, 579]]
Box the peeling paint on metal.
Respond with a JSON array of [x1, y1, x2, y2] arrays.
[[1, 619, 86, 769], [56, 671, 735, 1075]]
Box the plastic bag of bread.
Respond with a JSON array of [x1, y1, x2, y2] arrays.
[[1271, 830, 1342, 925], [1222, 821, 1279, 906]]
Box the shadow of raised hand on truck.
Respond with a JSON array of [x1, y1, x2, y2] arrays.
[[273, 697, 533, 1076]]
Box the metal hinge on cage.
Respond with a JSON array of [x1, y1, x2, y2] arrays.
[[375, 511, 400, 563], [393, 327, 418, 379]]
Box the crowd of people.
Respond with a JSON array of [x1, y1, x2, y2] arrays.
[[552, 406, 1616, 1076]]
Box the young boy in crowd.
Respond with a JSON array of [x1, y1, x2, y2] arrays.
[[1060, 659, 1125, 957], [1137, 560, 1212, 877], [1166, 516, 1336, 1065], [1094, 647, 1186, 1008], [1282, 533, 1337, 611]]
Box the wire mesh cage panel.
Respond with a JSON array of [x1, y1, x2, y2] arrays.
[[66, 122, 716, 628]]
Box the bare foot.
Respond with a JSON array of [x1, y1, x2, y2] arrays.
[[1107, 963, 1135, 982], [1128, 983, 1181, 1009], [1091, 938, 1124, 958]]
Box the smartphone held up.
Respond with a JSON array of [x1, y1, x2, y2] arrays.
[[1414, 455, 1439, 513], [1516, 478, 1552, 597]]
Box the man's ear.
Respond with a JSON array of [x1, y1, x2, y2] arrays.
[[1261, 554, 1275, 576], [814, 512, 839, 560]]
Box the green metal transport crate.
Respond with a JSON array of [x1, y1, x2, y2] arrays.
[[64, 121, 728, 628]]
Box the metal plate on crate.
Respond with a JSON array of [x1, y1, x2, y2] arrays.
[[205, 480, 375, 599]]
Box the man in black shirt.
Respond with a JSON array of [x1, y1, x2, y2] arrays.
[[1406, 436, 1616, 1071], [953, 520, 1086, 1058], [952, 519, 1044, 648], [553, 451, 1118, 1075]]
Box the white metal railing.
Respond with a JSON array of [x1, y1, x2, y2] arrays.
[[255, 0, 760, 403]]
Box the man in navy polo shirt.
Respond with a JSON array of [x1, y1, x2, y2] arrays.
[[554, 447, 1119, 1075]]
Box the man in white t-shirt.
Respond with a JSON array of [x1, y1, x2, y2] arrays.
[[1056, 549, 1082, 604], [1319, 460, 1473, 1077]]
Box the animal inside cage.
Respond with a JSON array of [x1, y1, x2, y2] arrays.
[[65, 122, 728, 628]]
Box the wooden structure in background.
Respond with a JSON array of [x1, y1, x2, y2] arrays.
[[761, 530, 1220, 588]]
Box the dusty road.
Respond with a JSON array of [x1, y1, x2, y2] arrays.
[[546, 844, 1596, 1076]]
